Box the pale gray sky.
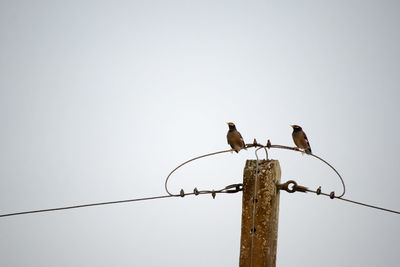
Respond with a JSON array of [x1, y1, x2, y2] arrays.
[[1, 1, 399, 266]]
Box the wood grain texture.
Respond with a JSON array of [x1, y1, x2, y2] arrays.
[[239, 160, 281, 267]]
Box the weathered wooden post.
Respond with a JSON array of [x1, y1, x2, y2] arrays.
[[239, 159, 281, 267]]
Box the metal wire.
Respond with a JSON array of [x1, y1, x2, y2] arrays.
[[163, 143, 271, 267], [163, 140, 346, 266], [309, 153, 345, 197], [165, 149, 232, 196], [165, 141, 266, 196], [249, 146, 269, 267], [266, 142, 346, 197], [0, 195, 175, 218], [0, 184, 243, 218], [307, 188, 400, 215], [3, 140, 347, 219], [278, 180, 400, 215]]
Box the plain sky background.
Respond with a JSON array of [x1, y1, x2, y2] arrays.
[[1, 1, 399, 266]]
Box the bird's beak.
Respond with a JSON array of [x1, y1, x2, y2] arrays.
[[290, 125, 294, 128]]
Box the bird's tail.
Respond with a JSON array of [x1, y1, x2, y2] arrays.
[[305, 148, 312, 154]]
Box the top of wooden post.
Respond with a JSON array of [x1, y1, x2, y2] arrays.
[[240, 160, 281, 267]]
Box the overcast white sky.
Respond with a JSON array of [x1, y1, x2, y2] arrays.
[[1, 1, 399, 266]]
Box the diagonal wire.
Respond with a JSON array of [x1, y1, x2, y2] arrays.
[[278, 180, 400, 215], [307, 188, 400, 214], [0, 184, 243, 218], [0, 195, 175, 218], [337, 197, 400, 214]]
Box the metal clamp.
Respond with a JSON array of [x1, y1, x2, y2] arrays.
[[277, 180, 308, 193], [222, 183, 243, 193]]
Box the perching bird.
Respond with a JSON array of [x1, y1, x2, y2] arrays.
[[291, 125, 312, 154], [227, 122, 245, 153]]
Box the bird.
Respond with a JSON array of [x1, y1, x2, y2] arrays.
[[291, 125, 312, 154], [226, 122, 246, 153]]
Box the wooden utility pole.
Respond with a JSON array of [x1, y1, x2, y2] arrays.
[[239, 160, 281, 267]]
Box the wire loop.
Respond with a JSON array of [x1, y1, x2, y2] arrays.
[[277, 180, 308, 193], [165, 139, 345, 199]]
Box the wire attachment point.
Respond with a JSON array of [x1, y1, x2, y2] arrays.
[[267, 139, 271, 148], [253, 138, 258, 147], [193, 188, 199, 195], [180, 189, 185, 197], [277, 180, 308, 193], [316, 186, 322, 195], [276, 181, 400, 215], [222, 183, 243, 193]]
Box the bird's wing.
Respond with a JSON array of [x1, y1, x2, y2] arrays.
[[303, 132, 311, 148], [238, 131, 245, 146], [227, 131, 231, 144]]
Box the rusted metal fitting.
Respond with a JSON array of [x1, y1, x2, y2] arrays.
[[223, 183, 243, 193], [277, 180, 308, 193], [316, 186, 322, 195], [267, 139, 271, 148], [193, 188, 199, 195]]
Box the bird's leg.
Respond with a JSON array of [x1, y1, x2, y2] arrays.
[[229, 148, 234, 153]]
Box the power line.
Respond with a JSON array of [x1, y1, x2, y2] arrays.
[[3, 143, 397, 218], [0, 195, 174, 218], [278, 180, 400, 215], [309, 188, 400, 215], [338, 196, 400, 214], [0, 183, 243, 218]]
